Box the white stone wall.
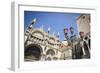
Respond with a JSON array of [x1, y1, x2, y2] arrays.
[[76, 14, 90, 35]]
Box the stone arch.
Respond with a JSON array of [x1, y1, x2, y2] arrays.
[[49, 37, 55, 42], [46, 49, 55, 56], [32, 29, 44, 39], [24, 44, 43, 61]]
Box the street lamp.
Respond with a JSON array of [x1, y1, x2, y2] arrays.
[[64, 28, 69, 41], [63, 28, 69, 60], [69, 27, 75, 59], [70, 27, 74, 42]]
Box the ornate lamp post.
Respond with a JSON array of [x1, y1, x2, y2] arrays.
[[63, 28, 69, 60], [64, 28, 69, 41], [69, 27, 76, 59], [70, 27, 74, 42]]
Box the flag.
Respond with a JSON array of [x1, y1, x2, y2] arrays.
[[64, 28, 68, 33]]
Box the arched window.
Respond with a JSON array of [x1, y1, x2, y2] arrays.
[[46, 49, 55, 56]]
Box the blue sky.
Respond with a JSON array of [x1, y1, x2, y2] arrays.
[[24, 11, 80, 41]]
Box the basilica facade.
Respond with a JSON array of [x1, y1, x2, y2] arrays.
[[24, 26, 72, 61]]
